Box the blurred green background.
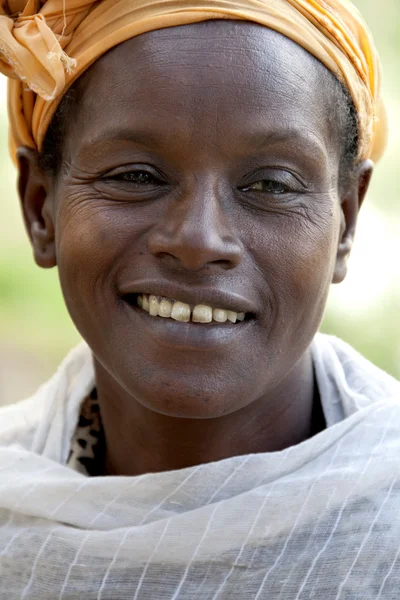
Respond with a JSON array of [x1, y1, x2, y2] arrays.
[[1, 0, 399, 405]]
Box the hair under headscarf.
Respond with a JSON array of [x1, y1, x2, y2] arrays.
[[0, 0, 387, 164]]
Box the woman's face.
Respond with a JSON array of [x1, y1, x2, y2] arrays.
[[29, 22, 365, 418]]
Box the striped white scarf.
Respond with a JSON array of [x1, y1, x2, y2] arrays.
[[0, 334, 399, 599]]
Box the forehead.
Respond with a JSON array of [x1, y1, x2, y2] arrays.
[[69, 21, 337, 161]]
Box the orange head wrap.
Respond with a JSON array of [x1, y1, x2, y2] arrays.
[[0, 0, 388, 163]]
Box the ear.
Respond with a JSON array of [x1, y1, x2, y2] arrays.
[[17, 147, 57, 269], [332, 160, 373, 284]]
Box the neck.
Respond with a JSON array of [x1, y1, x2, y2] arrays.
[[95, 349, 318, 476]]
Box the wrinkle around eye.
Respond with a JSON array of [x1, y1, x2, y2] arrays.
[[58, 171, 162, 205], [57, 181, 138, 220], [58, 189, 107, 223], [240, 187, 336, 221], [92, 181, 168, 203]]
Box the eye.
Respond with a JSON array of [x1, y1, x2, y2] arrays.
[[96, 165, 169, 202], [240, 180, 290, 195], [109, 170, 163, 185]]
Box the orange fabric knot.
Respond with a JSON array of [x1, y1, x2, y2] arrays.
[[0, 0, 92, 100], [0, 0, 42, 18]]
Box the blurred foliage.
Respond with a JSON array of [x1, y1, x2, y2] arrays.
[[0, 0, 399, 404]]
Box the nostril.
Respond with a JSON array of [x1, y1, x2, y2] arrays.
[[213, 259, 237, 270]]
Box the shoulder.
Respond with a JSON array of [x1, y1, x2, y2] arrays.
[[0, 342, 95, 457], [312, 333, 400, 425]]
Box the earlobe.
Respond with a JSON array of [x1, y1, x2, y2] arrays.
[[332, 159, 374, 284], [332, 231, 353, 284], [17, 147, 57, 269]]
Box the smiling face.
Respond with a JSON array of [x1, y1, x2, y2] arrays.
[[20, 22, 369, 420]]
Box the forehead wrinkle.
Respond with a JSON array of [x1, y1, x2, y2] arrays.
[[77, 62, 325, 126]]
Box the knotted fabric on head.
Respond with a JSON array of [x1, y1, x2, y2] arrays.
[[0, 0, 388, 164]]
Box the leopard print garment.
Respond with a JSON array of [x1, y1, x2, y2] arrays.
[[67, 388, 105, 476]]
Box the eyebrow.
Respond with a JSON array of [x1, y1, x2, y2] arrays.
[[84, 129, 161, 150], [82, 125, 328, 161], [248, 128, 328, 158]]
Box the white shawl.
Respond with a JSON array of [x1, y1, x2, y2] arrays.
[[0, 334, 399, 599]]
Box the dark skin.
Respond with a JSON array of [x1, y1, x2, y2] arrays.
[[18, 22, 372, 476]]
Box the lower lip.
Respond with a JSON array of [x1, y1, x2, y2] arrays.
[[123, 302, 254, 351]]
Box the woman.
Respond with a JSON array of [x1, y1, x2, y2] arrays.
[[0, 0, 399, 598]]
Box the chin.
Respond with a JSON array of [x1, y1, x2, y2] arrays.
[[125, 373, 252, 419]]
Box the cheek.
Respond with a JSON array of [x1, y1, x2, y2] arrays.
[[285, 219, 337, 299], [54, 192, 144, 330], [248, 199, 340, 330]]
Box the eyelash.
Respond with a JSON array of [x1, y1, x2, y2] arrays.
[[108, 170, 164, 186], [239, 180, 292, 195]]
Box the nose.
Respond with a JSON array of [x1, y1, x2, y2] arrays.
[[147, 183, 243, 271]]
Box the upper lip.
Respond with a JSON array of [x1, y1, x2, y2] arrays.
[[119, 280, 258, 315]]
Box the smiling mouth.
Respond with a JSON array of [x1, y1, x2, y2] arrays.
[[125, 293, 250, 324]]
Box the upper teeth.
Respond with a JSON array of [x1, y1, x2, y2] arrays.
[[137, 294, 246, 324]]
